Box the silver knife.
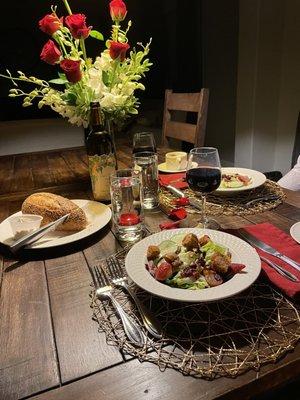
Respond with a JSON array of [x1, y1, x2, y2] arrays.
[[166, 185, 202, 211], [244, 195, 280, 208], [260, 255, 298, 282], [9, 214, 70, 253], [238, 228, 300, 273]]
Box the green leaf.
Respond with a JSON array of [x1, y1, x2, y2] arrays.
[[89, 30, 104, 41], [66, 92, 77, 105], [49, 78, 68, 85], [102, 71, 109, 86], [58, 72, 67, 80]]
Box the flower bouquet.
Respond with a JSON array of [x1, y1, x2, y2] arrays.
[[1, 0, 152, 128]]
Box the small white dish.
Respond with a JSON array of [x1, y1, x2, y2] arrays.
[[216, 167, 266, 195], [9, 214, 43, 240], [158, 162, 186, 173], [290, 222, 300, 244], [0, 200, 111, 249], [125, 228, 261, 303]]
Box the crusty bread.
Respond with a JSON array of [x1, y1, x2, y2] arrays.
[[22, 192, 87, 231]]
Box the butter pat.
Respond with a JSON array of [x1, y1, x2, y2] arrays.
[[165, 152, 187, 171]]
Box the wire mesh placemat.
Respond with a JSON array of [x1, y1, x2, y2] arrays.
[[90, 248, 300, 379], [159, 180, 285, 216]]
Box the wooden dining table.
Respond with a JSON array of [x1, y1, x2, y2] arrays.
[[0, 142, 300, 400]]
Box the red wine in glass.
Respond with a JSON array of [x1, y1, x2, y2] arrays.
[[186, 167, 221, 193], [132, 145, 157, 154], [133, 132, 156, 154], [186, 147, 221, 229]]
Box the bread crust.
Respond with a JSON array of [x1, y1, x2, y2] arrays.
[[22, 192, 87, 231]]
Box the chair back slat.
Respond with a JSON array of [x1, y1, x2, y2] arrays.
[[166, 92, 201, 112], [162, 88, 209, 146], [165, 121, 196, 143]]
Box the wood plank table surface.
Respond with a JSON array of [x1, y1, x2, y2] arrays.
[[0, 144, 300, 400]]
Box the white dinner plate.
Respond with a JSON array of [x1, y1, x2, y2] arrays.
[[125, 228, 261, 303], [216, 167, 266, 195], [0, 199, 111, 249], [158, 162, 186, 173], [290, 222, 300, 244]]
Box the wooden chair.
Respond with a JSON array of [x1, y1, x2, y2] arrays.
[[162, 88, 209, 147]]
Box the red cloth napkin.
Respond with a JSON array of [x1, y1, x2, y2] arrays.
[[159, 173, 188, 189], [230, 223, 300, 299]]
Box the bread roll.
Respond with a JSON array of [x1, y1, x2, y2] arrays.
[[22, 192, 87, 231]]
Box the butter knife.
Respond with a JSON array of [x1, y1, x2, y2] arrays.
[[166, 185, 202, 211], [238, 229, 300, 273], [260, 255, 298, 282], [9, 214, 70, 253], [244, 195, 280, 208]]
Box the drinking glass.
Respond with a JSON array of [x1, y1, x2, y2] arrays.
[[186, 147, 221, 229], [133, 132, 157, 154], [110, 169, 144, 241], [133, 151, 159, 210]]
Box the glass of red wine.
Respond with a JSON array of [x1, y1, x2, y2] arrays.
[[132, 132, 156, 154], [186, 147, 221, 229]]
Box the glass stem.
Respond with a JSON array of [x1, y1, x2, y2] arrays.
[[201, 194, 207, 228]]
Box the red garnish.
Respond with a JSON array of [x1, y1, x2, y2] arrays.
[[237, 175, 251, 184], [168, 208, 187, 221], [118, 213, 140, 226], [120, 177, 131, 187], [230, 263, 246, 273], [174, 197, 190, 206], [159, 220, 181, 230], [154, 262, 173, 281]]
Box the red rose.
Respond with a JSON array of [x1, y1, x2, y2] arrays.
[[109, 41, 130, 61], [109, 0, 127, 22], [39, 13, 62, 36], [40, 40, 61, 65], [60, 59, 82, 83], [65, 14, 91, 39]]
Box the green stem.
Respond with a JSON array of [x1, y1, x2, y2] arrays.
[[113, 22, 120, 41], [62, 0, 72, 15], [54, 34, 68, 57], [110, 61, 119, 90], [80, 38, 87, 62], [0, 74, 48, 87]]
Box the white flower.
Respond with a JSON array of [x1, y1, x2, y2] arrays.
[[87, 68, 106, 98], [94, 52, 112, 72], [100, 92, 127, 109]]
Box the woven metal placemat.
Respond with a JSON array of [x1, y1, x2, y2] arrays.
[[91, 248, 300, 379], [159, 180, 285, 216]]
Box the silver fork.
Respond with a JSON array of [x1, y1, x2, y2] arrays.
[[107, 257, 163, 339], [88, 264, 146, 347]]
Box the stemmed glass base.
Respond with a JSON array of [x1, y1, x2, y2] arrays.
[[195, 194, 220, 230], [196, 219, 220, 230]]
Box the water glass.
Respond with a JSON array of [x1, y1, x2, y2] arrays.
[[132, 132, 157, 154], [133, 151, 159, 209], [110, 170, 144, 241]]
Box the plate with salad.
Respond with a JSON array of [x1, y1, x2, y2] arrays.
[[125, 228, 261, 302], [216, 167, 266, 195]]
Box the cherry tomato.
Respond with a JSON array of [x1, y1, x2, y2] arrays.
[[229, 263, 246, 273], [118, 213, 140, 226], [155, 262, 173, 281]]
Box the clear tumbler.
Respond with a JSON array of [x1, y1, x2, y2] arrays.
[[110, 169, 144, 241]]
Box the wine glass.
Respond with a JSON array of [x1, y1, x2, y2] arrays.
[[186, 147, 221, 229], [132, 132, 156, 154]]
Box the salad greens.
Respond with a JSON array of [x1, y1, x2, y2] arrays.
[[146, 233, 245, 290]]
